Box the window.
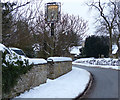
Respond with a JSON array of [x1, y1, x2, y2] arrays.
[[12, 49, 26, 56]]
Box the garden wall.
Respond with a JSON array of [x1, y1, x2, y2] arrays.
[[4, 64, 48, 98], [3, 57, 72, 98], [47, 57, 72, 79]]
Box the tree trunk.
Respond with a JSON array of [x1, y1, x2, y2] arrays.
[[109, 28, 113, 57], [117, 20, 120, 58], [116, 34, 120, 58]]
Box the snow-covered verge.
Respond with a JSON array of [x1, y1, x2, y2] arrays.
[[73, 58, 120, 70], [14, 67, 91, 98]]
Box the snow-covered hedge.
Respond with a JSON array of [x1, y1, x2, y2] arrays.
[[2, 51, 33, 98], [74, 58, 120, 66]]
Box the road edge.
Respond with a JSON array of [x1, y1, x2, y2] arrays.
[[72, 63, 120, 71]]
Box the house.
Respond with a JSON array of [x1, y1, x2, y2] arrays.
[[112, 44, 118, 58], [69, 46, 82, 60]]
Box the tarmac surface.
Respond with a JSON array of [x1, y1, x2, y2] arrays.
[[73, 65, 119, 99]]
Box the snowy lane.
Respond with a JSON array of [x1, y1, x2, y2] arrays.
[[73, 65, 119, 98], [15, 67, 91, 98]]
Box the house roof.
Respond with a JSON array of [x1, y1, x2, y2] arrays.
[[112, 44, 118, 54], [70, 46, 82, 55]]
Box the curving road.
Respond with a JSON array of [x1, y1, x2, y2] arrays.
[[73, 65, 119, 99]]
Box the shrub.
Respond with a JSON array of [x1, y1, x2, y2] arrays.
[[83, 35, 109, 58], [2, 51, 33, 95]]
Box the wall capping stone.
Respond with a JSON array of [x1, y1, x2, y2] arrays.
[[47, 57, 72, 79]]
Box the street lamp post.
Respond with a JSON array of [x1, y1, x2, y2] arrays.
[[45, 2, 61, 56]]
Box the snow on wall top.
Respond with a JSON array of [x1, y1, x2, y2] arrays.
[[29, 58, 47, 65], [47, 57, 72, 62]]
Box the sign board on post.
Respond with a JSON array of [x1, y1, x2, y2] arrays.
[[45, 2, 61, 56], [45, 2, 61, 23]]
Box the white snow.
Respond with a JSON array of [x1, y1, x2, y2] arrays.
[[69, 46, 82, 55], [32, 43, 41, 52], [0, 43, 9, 52], [0, 43, 5, 51], [47, 57, 72, 62], [15, 67, 90, 98], [29, 58, 47, 64], [73, 58, 120, 70], [9, 47, 47, 65], [1, 43, 47, 66], [9, 47, 22, 51]]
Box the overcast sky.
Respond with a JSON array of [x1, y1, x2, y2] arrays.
[[1, 0, 109, 35]]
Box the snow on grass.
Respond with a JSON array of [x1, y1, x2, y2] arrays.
[[15, 67, 90, 98], [73, 58, 120, 70]]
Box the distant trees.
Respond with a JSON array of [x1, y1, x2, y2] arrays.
[[87, 0, 120, 58], [2, 1, 31, 45], [54, 14, 88, 56], [2, 1, 35, 57], [2, 2, 16, 45], [33, 13, 88, 58], [83, 35, 109, 58], [114, 1, 120, 58], [2, 1, 88, 58]]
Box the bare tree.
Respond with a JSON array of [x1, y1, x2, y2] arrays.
[[2, 0, 43, 57], [2, 0, 88, 58], [54, 14, 88, 56], [33, 12, 88, 58], [114, 1, 120, 58], [87, 0, 117, 56], [2, 1, 31, 46]]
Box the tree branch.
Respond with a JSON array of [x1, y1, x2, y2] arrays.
[[9, 2, 30, 13]]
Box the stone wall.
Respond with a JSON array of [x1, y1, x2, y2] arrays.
[[47, 61, 72, 79], [3, 57, 72, 98], [4, 64, 48, 98]]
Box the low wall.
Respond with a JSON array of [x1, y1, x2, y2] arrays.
[[47, 57, 72, 79], [3, 57, 72, 98], [4, 64, 48, 98]]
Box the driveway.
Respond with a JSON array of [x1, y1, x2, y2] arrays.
[[73, 65, 119, 99]]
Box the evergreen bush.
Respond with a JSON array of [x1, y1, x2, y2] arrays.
[[2, 51, 33, 95], [83, 35, 109, 58]]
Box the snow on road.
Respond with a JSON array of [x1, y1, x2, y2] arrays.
[[15, 67, 90, 98]]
